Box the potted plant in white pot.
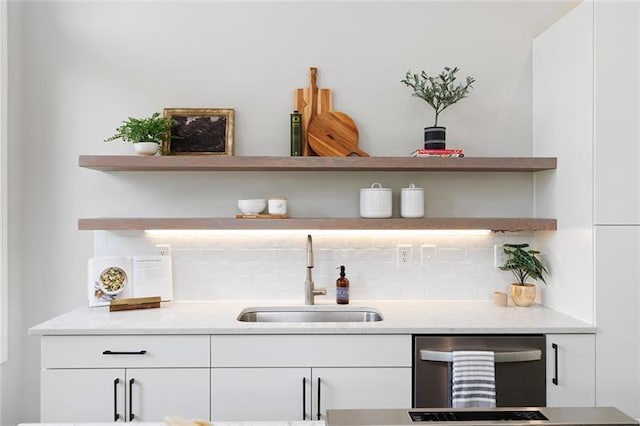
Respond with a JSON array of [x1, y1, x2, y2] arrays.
[[401, 66, 475, 149], [105, 112, 175, 155], [499, 243, 548, 307]]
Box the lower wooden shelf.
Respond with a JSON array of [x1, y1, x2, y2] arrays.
[[78, 217, 557, 232]]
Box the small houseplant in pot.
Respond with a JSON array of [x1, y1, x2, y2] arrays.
[[499, 243, 548, 307], [105, 112, 175, 156], [401, 66, 475, 149]]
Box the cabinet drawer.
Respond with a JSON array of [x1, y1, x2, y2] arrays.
[[42, 335, 210, 368], [211, 334, 411, 367]]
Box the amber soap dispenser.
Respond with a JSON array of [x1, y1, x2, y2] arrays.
[[336, 265, 349, 304]]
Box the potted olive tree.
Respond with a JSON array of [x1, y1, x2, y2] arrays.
[[401, 66, 475, 149], [499, 243, 548, 307], [105, 112, 175, 155]]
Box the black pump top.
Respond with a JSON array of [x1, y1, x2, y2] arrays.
[[339, 265, 346, 277]]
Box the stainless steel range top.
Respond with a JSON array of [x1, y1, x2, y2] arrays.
[[326, 407, 638, 426]]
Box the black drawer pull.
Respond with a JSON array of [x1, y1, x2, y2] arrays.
[[302, 377, 306, 420], [129, 378, 135, 421], [317, 377, 321, 420], [552, 343, 559, 386], [113, 378, 120, 421], [103, 350, 147, 355]]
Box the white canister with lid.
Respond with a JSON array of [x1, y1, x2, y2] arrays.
[[360, 183, 392, 218], [401, 183, 425, 218]]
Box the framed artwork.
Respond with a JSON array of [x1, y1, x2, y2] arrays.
[[163, 108, 234, 155]]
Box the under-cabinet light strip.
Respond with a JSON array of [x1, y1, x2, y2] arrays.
[[144, 229, 493, 237]]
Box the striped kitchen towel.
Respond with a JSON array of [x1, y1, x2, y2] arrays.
[[451, 351, 496, 408]]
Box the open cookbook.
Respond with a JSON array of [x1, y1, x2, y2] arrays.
[[88, 255, 173, 307]]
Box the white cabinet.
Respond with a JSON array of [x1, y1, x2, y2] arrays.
[[210, 335, 412, 421], [211, 367, 411, 422], [41, 367, 209, 422], [127, 368, 209, 421], [313, 367, 410, 415], [593, 1, 640, 225], [594, 226, 640, 418], [41, 369, 125, 422], [545, 334, 595, 407], [211, 367, 308, 421], [40, 335, 210, 422]]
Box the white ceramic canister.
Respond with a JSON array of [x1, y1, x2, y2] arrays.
[[360, 183, 392, 218], [401, 183, 425, 218], [268, 197, 287, 215]]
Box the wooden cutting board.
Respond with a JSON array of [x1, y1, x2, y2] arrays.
[[307, 112, 369, 157], [294, 67, 333, 156]]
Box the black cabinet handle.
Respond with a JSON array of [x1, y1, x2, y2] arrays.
[[302, 377, 306, 420], [552, 343, 558, 386], [103, 350, 147, 355], [129, 378, 135, 421], [317, 377, 321, 420], [113, 378, 120, 422]]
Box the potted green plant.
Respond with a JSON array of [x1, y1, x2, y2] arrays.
[[105, 112, 175, 156], [401, 66, 475, 149], [499, 243, 548, 307]]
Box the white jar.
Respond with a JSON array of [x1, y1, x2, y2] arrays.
[[360, 183, 392, 218], [401, 183, 424, 218], [268, 197, 287, 215]]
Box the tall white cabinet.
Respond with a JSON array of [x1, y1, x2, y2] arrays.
[[592, 1, 640, 420], [534, 0, 640, 419]]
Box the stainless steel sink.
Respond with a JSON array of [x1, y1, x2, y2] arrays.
[[237, 306, 384, 323]]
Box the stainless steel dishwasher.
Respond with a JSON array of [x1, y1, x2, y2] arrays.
[[413, 335, 546, 408]]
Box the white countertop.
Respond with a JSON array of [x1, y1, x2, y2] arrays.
[[20, 423, 323, 426], [28, 300, 595, 335]]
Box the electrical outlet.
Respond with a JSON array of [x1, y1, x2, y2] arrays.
[[156, 244, 171, 257], [421, 244, 436, 265], [493, 244, 507, 268], [397, 244, 412, 266]]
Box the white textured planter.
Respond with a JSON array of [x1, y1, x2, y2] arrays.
[[134, 142, 160, 156]]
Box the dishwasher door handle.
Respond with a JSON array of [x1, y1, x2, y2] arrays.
[[420, 349, 542, 363]]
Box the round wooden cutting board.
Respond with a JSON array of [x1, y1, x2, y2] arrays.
[[307, 112, 369, 157]]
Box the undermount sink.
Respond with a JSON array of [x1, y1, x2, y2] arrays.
[[236, 306, 384, 323]]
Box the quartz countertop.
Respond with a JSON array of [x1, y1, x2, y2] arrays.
[[28, 300, 595, 335], [20, 422, 323, 426]]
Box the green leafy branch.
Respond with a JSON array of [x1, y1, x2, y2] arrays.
[[401, 66, 475, 127], [105, 112, 175, 144]]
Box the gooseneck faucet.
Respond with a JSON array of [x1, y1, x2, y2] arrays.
[[305, 234, 327, 305]]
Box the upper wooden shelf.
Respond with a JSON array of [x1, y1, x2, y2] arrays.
[[78, 217, 557, 232], [78, 155, 557, 172]]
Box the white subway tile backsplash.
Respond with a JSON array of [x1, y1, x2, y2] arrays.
[[94, 231, 532, 301]]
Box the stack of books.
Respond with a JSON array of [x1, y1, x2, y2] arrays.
[[410, 148, 464, 157]]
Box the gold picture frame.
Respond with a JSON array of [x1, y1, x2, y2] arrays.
[[163, 108, 234, 155]]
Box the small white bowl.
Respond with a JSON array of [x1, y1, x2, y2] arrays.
[[134, 142, 160, 156], [98, 266, 128, 295], [238, 199, 266, 215]]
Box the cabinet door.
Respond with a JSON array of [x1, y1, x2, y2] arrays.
[[127, 368, 210, 422], [546, 334, 595, 407], [595, 226, 640, 418], [594, 1, 640, 224], [312, 367, 412, 421], [41, 369, 125, 422], [211, 367, 310, 421]]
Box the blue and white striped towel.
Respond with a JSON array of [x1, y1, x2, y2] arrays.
[[451, 351, 496, 408]]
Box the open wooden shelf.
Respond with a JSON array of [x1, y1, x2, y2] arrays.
[[78, 155, 557, 172], [78, 217, 557, 232]]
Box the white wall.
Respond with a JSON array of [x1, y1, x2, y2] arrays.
[[8, 1, 577, 423], [1, 1, 24, 425]]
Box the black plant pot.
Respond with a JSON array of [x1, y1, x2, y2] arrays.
[[424, 126, 446, 150]]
